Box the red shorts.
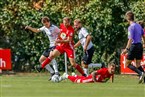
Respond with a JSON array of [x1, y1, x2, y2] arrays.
[[55, 45, 75, 58]]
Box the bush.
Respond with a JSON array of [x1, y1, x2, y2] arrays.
[[0, 0, 145, 72]]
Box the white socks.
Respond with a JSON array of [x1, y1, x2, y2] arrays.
[[51, 59, 58, 73], [88, 63, 102, 68], [45, 64, 54, 74], [83, 63, 102, 75], [45, 59, 58, 74], [83, 68, 89, 76]]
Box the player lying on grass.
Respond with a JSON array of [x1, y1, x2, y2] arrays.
[[60, 62, 115, 83]]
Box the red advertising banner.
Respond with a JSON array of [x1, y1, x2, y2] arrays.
[[120, 54, 145, 74], [0, 49, 12, 70]]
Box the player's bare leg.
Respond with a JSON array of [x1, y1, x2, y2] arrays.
[[136, 60, 145, 84], [125, 59, 144, 83], [42, 49, 61, 68], [35, 49, 61, 72], [35, 55, 54, 74], [59, 72, 77, 82], [39, 55, 54, 74], [69, 58, 86, 76], [35, 55, 55, 80], [49, 51, 60, 75]]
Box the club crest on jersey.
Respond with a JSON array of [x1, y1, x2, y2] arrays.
[[60, 33, 66, 39]]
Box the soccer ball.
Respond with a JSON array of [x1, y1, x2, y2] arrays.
[[71, 72, 76, 76], [51, 75, 59, 83]]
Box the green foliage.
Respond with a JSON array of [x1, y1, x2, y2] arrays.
[[131, 1, 145, 21], [0, 0, 145, 72], [72, 0, 128, 64]]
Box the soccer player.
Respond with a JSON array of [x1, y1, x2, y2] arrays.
[[25, 16, 60, 80], [138, 21, 145, 83], [74, 19, 104, 76], [121, 11, 145, 84], [60, 62, 115, 83], [36, 17, 86, 76]]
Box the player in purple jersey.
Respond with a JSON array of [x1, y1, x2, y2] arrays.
[[122, 11, 145, 84]]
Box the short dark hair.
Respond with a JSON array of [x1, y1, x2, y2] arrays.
[[125, 11, 134, 21], [41, 16, 50, 23]]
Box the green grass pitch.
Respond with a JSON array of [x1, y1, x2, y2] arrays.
[[0, 73, 144, 97]]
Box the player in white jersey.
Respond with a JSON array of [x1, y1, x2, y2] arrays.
[[25, 16, 60, 80], [74, 19, 104, 76]]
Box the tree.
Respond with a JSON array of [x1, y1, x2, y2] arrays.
[[0, 0, 144, 72]]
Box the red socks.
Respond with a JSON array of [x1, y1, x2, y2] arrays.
[[74, 64, 85, 75], [41, 57, 51, 68]]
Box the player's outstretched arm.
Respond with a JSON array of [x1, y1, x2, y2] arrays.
[[121, 38, 132, 54], [74, 41, 81, 48], [92, 71, 97, 82], [111, 75, 114, 83], [25, 26, 40, 33]]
